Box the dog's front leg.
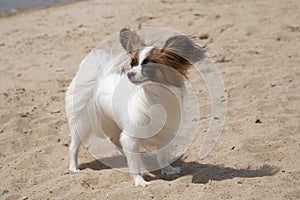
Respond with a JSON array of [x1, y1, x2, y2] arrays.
[[157, 148, 182, 175], [120, 131, 150, 187]]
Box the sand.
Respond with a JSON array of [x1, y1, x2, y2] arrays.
[[0, 0, 299, 199]]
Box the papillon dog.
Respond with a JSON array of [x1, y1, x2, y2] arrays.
[[66, 28, 204, 187]]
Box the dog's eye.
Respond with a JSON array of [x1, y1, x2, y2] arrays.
[[142, 59, 150, 65], [130, 58, 138, 68]]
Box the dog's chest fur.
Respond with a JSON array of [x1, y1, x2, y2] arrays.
[[95, 73, 184, 149]]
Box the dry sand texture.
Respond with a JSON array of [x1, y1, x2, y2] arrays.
[[0, 0, 299, 199]]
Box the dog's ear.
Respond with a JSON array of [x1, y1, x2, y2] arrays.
[[162, 35, 204, 64], [120, 28, 145, 54]]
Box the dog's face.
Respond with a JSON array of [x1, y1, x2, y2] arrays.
[[119, 28, 204, 87], [126, 46, 154, 84], [126, 46, 187, 87]]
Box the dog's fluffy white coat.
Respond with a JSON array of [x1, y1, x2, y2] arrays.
[[66, 28, 205, 187], [66, 49, 184, 187]]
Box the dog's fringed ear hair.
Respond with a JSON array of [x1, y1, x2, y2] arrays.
[[154, 35, 204, 77], [162, 35, 205, 64], [120, 28, 145, 54]]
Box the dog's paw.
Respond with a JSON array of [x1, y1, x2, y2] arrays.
[[161, 166, 182, 175], [69, 166, 80, 172], [134, 175, 150, 187]]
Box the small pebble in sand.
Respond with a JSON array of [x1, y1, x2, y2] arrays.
[[199, 33, 209, 40], [1, 189, 9, 195], [255, 119, 262, 124]]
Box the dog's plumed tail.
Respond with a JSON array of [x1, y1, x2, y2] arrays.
[[65, 49, 123, 142]]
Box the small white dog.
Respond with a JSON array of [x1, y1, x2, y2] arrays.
[[65, 28, 204, 186]]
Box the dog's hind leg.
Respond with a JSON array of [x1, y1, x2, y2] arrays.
[[120, 131, 150, 187], [69, 131, 82, 172]]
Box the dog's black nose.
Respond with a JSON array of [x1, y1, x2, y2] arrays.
[[127, 72, 136, 79]]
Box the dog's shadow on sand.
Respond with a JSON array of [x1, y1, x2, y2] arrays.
[[79, 155, 279, 184]]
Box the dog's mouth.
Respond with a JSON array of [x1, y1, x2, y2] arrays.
[[127, 69, 151, 84], [129, 77, 150, 84]]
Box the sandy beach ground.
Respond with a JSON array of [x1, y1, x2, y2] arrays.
[[0, 0, 299, 199]]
